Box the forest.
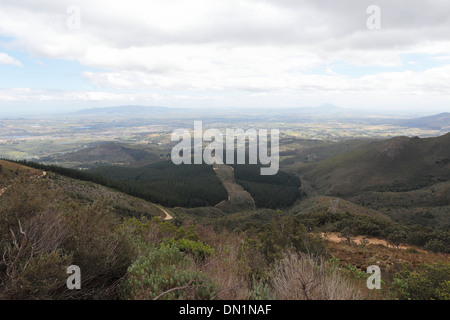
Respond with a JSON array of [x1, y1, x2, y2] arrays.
[[232, 164, 302, 208], [89, 161, 228, 207], [8, 159, 227, 207]]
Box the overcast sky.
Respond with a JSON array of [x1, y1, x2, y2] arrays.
[[0, 0, 449, 114]]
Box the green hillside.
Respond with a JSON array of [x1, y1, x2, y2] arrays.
[[0, 159, 449, 301], [291, 196, 391, 222], [349, 181, 450, 228], [89, 161, 228, 207], [299, 133, 450, 196], [232, 163, 302, 209], [0, 160, 164, 219], [39, 142, 161, 168]]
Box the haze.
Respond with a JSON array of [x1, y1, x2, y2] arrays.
[[0, 0, 449, 115]]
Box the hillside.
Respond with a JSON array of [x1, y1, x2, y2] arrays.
[[0, 159, 165, 219], [88, 160, 228, 207], [39, 142, 159, 168], [0, 160, 42, 189], [399, 113, 450, 130], [280, 137, 376, 169], [299, 132, 450, 196], [290, 196, 391, 222], [213, 164, 256, 212], [349, 181, 450, 228], [1, 159, 449, 301]]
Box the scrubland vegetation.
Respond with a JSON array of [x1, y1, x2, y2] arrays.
[[1, 132, 449, 302]]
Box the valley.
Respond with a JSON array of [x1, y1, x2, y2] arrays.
[[0, 106, 449, 301]]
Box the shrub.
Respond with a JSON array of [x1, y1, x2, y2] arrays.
[[405, 248, 419, 254], [392, 262, 450, 300], [6, 251, 73, 300], [124, 243, 216, 300], [270, 252, 363, 300], [247, 276, 272, 300], [62, 202, 135, 298], [164, 238, 214, 261], [424, 239, 447, 253]]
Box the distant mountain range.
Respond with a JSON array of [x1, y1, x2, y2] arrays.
[[39, 142, 159, 166], [294, 103, 346, 114], [74, 104, 349, 116], [399, 112, 450, 130], [73, 105, 449, 123], [76, 105, 174, 115]]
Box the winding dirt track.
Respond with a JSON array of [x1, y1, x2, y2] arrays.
[[157, 205, 173, 221], [321, 232, 419, 251]]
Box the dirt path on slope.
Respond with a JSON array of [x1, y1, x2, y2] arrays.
[[213, 164, 255, 212], [157, 205, 173, 221], [321, 232, 421, 251]]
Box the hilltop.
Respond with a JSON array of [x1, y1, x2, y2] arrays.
[[0, 160, 42, 188], [39, 142, 159, 168], [297, 132, 450, 228], [0, 159, 166, 219], [399, 112, 450, 130], [290, 196, 391, 222], [299, 132, 450, 196]]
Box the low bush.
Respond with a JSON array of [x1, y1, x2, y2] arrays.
[[124, 243, 217, 300], [392, 262, 450, 300]]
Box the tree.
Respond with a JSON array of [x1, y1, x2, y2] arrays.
[[387, 230, 407, 248], [359, 236, 370, 247], [338, 227, 354, 244]]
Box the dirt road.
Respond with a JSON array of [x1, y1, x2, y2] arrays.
[[321, 232, 419, 251], [157, 205, 173, 221]]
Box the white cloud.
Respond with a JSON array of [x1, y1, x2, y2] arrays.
[[0, 52, 22, 67], [0, 88, 225, 106], [0, 0, 450, 110]]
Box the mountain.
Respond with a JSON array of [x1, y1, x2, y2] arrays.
[[399, 112, 450, 130], [298, 132, 450, 228], [295, 103, 346, 114], [290, 196, 391, 221], [299, 132, 450, 196], [76, 105, 174, 115], [72, 103, 350, 118], [39, 142, 159, 167], [0, 159, 164, 218]]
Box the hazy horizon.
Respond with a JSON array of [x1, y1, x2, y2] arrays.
[[0, 1, 449, 115], [0, 103, 446, 119]]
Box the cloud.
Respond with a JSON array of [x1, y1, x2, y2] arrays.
[[2, 1, 450, 65], [0, 52, 22, 67], [0, 0, 450, 110], [0, 88, 225, 106]]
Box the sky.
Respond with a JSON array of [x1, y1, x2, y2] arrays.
[[0, 0, 450, 115]]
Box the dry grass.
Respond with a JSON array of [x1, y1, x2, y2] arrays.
[[194, 224, 251, 299], [323, 235, 450, 291], [270, 252, 364, 300]]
